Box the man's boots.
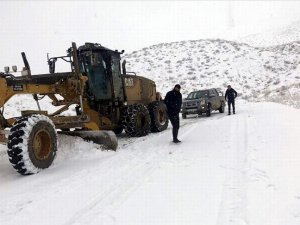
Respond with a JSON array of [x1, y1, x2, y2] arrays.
[[172, 128, 181, 143]]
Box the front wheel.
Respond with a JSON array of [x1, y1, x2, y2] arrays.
[[182, 113, 187, 119], [206, 104, 211, 117], [7, 115, 57, 175]]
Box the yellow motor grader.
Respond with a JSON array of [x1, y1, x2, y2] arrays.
[[0, 42, 168, 175]]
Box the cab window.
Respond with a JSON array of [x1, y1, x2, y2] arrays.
[[82, 52, 112, 100]]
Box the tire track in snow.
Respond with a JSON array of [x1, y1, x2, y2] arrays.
[[0, 112, 222, 225], [61, 120, 201, 225], [56, 113, 222, 225], [216, 110, 249, 225], [0, 117, 202, 225]]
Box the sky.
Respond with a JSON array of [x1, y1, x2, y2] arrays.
[[0, 1, 300, 73]]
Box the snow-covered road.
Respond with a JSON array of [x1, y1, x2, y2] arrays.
[[0, 102, 300, 225]]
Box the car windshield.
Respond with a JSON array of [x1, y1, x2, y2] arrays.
[[186, 90, 208, 99]]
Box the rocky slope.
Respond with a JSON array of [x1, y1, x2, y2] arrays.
[[123, 38, 300, 108]]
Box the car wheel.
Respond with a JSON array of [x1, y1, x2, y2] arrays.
[[206, 104, 211, 117], [219, 102, 225, 113]]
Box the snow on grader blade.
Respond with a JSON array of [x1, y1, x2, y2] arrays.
[[59, 130, 118, 151], [0, 42, 168, 175]]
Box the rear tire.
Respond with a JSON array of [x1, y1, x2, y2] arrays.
[[113, 125, 123, 135], [182, 113, 187, 119], [122, 104, 151, 137], [7, 115, 57, 175], [219, 102, 225, 113], [148, 101, 168, 132]]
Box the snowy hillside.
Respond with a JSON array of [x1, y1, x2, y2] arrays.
[[123, 38, 300, 108]]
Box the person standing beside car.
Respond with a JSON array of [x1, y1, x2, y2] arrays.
[[225, 85, 237, 115], [164, 84, 182, 143]]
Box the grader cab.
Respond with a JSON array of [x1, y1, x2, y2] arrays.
[[0, 42, 168, 175]]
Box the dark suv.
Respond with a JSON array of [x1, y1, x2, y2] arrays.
[[181, 88, 225, 118]]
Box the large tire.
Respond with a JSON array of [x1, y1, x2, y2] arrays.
[[7, 115, 57, 175], [113, 125, 123, 135], [122, 104, 151, 137], [219, 101, 225, 113], [148, 101, 169, 132]]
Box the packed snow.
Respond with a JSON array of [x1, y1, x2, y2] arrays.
[[0, 101, 300, 225]]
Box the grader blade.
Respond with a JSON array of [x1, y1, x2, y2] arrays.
[[60, 130, 118, 151]]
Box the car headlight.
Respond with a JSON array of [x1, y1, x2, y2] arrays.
[[200, 100, 205, 105]]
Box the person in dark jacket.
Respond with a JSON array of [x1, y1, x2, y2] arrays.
[[225, 85, 238, 115], [164, 84, 182, 143]]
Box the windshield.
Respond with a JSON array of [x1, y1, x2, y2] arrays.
[[81, 52, 112, 100], [186, 90, 209, 99]]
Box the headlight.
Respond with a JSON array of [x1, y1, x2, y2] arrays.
[[200, 100, 205, 105]]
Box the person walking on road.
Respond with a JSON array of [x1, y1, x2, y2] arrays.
[[225, 85, 238, 115], [164, 84, 182, 143]]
